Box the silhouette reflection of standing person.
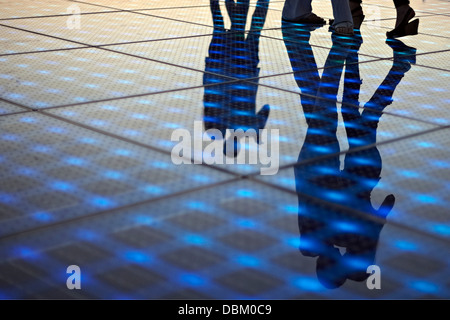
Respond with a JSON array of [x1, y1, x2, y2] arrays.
[[203, 0, 270, 155], [282, 21, 416, 288]]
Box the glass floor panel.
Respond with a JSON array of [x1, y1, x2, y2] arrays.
[[0, 0, 448, 299]]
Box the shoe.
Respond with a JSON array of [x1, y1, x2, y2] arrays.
[[386, 7, 419, 38], [329, 22, 354, 36], [282, 12, 326, 25], [387, 18, 419, 38]]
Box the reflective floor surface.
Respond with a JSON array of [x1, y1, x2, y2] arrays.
[[0, 0, 449, 299]]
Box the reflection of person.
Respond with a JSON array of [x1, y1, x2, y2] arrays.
[[283, 22, 416, 288], [282, 0, 355, 35], [203, 0, 270, 153]]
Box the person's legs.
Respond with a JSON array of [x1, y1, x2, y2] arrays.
[[330, 0, 354, 35], [282, 0, 326, 24]]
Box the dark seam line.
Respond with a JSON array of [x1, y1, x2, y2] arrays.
[[0, 110, 31, 117], [247, 166, 450, 245], [67, 0, 223, 29], [0, 94, 247, 181], [41, 110, 244, 178], [0, 23, 447, 130], [0, 23, 243, 83], [0, 4, 230, 21], [0, 22, 444, 129], [0, 33, 216, 58], [0, 177, 240, 241], [0, 10, 126, 21], [246, 125, 449, 176], [39, 79, 240, 110]]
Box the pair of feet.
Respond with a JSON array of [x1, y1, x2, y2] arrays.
[[281, 11, 355, 36], [283, 4, 418, 38]]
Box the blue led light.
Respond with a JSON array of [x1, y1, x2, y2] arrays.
[[187, 201, 207, 210], [76, 229, 98, 241], [282, 205, 297, 215], [294, 277, 323, 292], [117, 80, 133, 85], [400, 170, 418, 178], [394, 240, 417, 251], [324, 191, 347, 202], [132, 113, 148, 119], [184, 234, 207, 245], [0, 193, 16, 204], [236, 218, 256, 228], [101, 105, 118, 111], [48, 127, 65, 134], [65, 157, 84, 166], [104, 171, 122, 179], [143, 185, 164, 195], [124, 129, 139, 136], [91, 197, 114, 208], [237, 255, 260, 267], [417, 195, 437, 204], [237, 189, 254, 198], [333, 221, 359, 232], [6, 93, 24, 99], [286, 237, 301, 248], [51, 181, 73, 191], [32, 212, 53, 222], [20, 117, 36, 123], [124, 251, 152, 263], [417, 142, 435, 148], [80, 137, 96, 144], [180, 274, 206, 287], [192, 175, 210, 182], [411, 281, 439, 294], [431, 224, 450, 236], [13, 247, 37, 259]]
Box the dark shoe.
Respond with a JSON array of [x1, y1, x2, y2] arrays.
[[386, 7, 419, 38], [282, 12, 326, 25], [329, 22, 354, 36], [387, 18, 419, 38]]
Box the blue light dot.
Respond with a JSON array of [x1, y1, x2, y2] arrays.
[[237, 255, 260, 267], [180, 274, 206, 287], [294, 277, 323, 291], [124, 251, 151, 263], [184, 234, 206, 245], [431, 224, 450, 236], [411, 281, 438, 294], [394, 240, 417, 251], [134, 215, 153, 225], [237, 189, 254, 198], [32, 212, 53, 222], [91, 197, 114, 208], [418, 195, 437, 204]]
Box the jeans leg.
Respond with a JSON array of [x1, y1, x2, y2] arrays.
[[282, 0, 313, 20], [330, 0, 353, 26]]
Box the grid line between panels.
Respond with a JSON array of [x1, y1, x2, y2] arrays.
[[1, 24, 446, 129], [2, 14, 449, 125], [1, 85, 445, 180], [0, 177, 241, 243]]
